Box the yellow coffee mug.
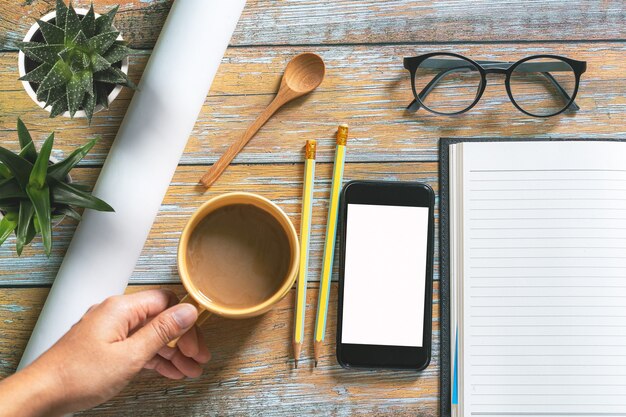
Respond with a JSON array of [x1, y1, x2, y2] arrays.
[[169, 192, 299, 347]]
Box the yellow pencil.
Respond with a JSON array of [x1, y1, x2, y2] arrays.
[[314, 124, 349, 367], [293, 140, 317, 368]]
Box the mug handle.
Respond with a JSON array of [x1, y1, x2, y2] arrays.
[[167, 294, 212, 348]]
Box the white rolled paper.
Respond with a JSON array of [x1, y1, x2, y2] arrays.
[[19, 0, 246, 369]]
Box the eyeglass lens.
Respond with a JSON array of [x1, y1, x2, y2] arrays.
[[508, 57, 577, 116], [413, 55, 482, 114]]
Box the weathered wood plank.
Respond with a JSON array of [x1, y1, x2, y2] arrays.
[[1, 43, 625, 165], [0, 162, 439, 285], [0, 0, 169, 51], [1, 0, 624, 50], [0, 282, 441, 416]]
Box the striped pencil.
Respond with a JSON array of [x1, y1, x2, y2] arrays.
[[293, 139, 317, 368], [314, 124, 349, 367]]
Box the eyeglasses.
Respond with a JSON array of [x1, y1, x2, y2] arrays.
[[403, 53, 586, 117]]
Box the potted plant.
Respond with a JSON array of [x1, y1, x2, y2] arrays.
[[0, 118, 114, 257], [17, 0, 135, 122]]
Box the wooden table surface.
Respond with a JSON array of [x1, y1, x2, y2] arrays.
[[0, 1, 625, 415]]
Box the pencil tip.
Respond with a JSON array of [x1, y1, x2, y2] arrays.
[[314, 360, 318, 368], [294, 359, 298, 369]]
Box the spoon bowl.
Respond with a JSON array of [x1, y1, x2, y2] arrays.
[[283, 53, 326, 94]]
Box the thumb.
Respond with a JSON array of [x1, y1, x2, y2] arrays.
[[130, 303, 198, 360]]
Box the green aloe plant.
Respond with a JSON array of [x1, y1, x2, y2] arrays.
[[0, 118, 114, 257], [17, 0, 135, 122]]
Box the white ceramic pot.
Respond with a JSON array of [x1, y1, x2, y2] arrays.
[[17, 8, 130, 119]]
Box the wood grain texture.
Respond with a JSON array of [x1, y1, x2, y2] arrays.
[[1, 1, 625, 415], [0, 162, 439, 285], [1, 43, 625, 166], [1, 0, 625, 50], [0, 282, 441, 417]]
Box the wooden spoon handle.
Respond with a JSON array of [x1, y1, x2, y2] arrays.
[[199, 96, 285, 188]]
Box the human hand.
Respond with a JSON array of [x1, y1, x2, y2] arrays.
[[0, 289, 210, 417]]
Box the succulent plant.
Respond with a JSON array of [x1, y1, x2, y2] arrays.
[[17, 0, 135, 122], [0, 118, 114, 257]]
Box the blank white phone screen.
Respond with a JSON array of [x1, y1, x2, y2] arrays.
[[341, 204, 429, 347]]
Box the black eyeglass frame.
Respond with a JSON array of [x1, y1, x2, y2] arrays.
[[403, 52, 587, 117]]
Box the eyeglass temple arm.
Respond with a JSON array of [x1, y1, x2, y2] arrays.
[[408, 59, 579, 112], [538, 71, 579, 111]]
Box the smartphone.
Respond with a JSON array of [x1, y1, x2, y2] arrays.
[[336, 180, 435, 370]]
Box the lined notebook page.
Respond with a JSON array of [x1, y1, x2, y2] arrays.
[[458, 141, 626, 417]]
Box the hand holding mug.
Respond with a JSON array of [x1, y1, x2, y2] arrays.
[[0, 290, 210, 417]]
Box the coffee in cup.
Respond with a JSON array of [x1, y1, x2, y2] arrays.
[[186, 203, 291, 309]]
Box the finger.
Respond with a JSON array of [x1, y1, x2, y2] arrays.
[[177, 325, 199, 358], [169, 349, 203, 378], [157, 345, 177, 361], [193, 328, 212, 364], [94, 290, 179, 338], [144, 355, 185, 380], [158, 340, 209, 367], [118, 290, 180, 331], [176, 326, 212, 363], [129, 303, 198, 361]]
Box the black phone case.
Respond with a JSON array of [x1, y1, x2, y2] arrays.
[[335, 180, 435, 370]]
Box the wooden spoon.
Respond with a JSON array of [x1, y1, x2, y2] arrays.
[[199, 52, 326, 188]]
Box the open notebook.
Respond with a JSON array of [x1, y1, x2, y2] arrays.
[[441, 139, 626, 417]]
